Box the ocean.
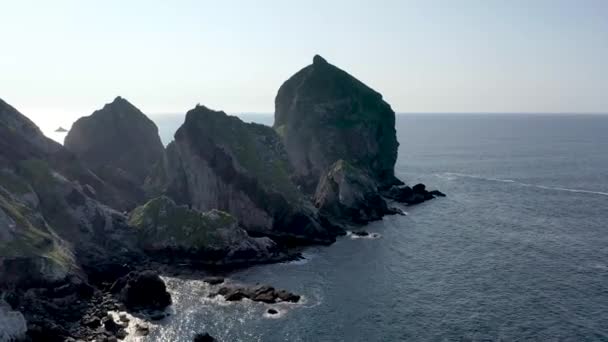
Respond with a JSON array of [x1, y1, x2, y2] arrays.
[[52, 114, 608, 341]]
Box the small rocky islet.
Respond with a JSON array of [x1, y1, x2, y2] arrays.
[[0, 55, 444, 341]]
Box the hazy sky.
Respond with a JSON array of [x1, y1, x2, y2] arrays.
[[1, 0, 607, 130]]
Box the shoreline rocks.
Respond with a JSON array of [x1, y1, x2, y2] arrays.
[[314, 160, 397, 225], [382, 183, 445, 205], [110, 270, 171, 310], [214, 284, 301, 304]]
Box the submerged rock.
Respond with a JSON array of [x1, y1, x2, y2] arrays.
[[128, 196, 283, 265], [147, 105, 342, 244], [274, 55, 401, 192], [382, 183, 445, 205], [203, 276, 225, 285], [314, 160, 395, 224], [215, 284, 300, 304]]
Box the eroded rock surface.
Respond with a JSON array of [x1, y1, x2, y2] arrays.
[[128, 196, 284, 265], [147, 105, 342, 244], [274, 55, 401, 192]]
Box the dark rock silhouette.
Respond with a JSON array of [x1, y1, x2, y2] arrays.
[[64, 96, 164, 209], [112, 270, 171, 310], [274, 55, 401, 192]]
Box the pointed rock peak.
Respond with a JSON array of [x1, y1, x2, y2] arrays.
[[108, 96, 133, 108], [313, 54, 328, 66]]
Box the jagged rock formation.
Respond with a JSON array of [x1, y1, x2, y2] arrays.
[[64, 97, 164, 209], [0, 98, 141, 340], [147, 105, 342, 244], [314, 160, 396, 224], [0, 99, 137, 287], [128, 196, 283, 265], [274, 55, 401, 192]]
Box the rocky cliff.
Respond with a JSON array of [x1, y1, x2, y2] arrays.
[[314, 160, 397, 224], [147, 105, 342, 244], [274, 55, 401, 192], [64, 97, 164, 209], [0, 99, 139, 287]]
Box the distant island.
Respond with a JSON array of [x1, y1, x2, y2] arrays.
[[0, 55, 443, 341], [54, 126, 68, 132]]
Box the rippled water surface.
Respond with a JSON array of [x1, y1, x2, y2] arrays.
[[141, 114, 608, 341]]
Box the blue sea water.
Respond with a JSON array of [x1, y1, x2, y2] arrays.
[[142, 114, 608, 341]]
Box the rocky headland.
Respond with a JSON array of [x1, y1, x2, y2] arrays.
[[0, 55, 443, 341]]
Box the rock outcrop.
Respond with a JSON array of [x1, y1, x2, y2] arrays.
[[274, 55, 401, 192], [214, 284, 300, 304], [314, 160, 396, 224], [1, 98, 143, 340], [0, 99, 138, 288], [111, 270, 171, 310], [128, 196, 284, 265], [382, 183, 446, 205], [64, 96, 164, 209], [147, 105, 342, 244]]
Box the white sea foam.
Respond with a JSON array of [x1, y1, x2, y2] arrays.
[[437, 172, 608, 197]]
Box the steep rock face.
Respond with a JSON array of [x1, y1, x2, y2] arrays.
[[64, 97, 164, 207], [274, 55, 401, 192], [148, 105, 341, 244], [0, 99, 139, 289], [128, 196, 283, 265], [314, 160, 394, 224]]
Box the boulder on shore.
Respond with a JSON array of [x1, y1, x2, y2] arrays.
[[111, 271, 171, 310]]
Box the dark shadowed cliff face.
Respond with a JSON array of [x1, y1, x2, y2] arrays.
[[314, 160, 395, 225], [147, 105, 342, 244], [274, 55, 401, 192], [64, 97, 164, 199], [0, 99, 138, 289]]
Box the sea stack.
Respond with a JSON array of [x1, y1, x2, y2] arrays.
[[65, 96, 164, 186], [274, 55, 401, 192], [147, 105, 342, 244]]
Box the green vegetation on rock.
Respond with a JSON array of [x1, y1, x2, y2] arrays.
[[129, 196, 243, 250]]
